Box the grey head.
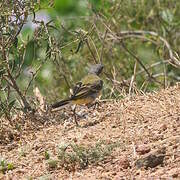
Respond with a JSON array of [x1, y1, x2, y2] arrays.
[[88, 64, 104, 76]]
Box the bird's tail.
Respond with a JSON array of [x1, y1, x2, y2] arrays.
[[51, 99, 70, 109]]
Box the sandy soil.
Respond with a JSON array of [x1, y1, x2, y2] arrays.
[[0, 84, 179, 179]]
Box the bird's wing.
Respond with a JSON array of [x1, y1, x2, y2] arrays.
[[70, 79, 103, 100], [71, 81, 83, 95]]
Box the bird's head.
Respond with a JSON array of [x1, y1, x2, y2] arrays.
[[88, 64, 104, 76]]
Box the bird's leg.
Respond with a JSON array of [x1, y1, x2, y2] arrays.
[[72, 105, 79, 126], [87, 100, 100, 110], [93, 100, 100, 110]]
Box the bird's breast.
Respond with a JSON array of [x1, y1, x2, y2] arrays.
[[71, 92, 100, 105]]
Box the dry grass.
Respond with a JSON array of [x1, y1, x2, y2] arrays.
[[0, 84, 180, 179]]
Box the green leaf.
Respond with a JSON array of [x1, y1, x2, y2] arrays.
[[161, 9, 173, 24], [54, 0, 78, 15], [0, 68, 6, 76], [45, 151, 50, 160], [0, 159, 6, 167], [8, 100, 16, 110], [13, 37, 18, 48], [7, 163, 14, 170]]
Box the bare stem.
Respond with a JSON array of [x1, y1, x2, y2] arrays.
[[85, 39, 98, 63], [2, 46, 31, 111], [106, 30, 180, 68], [121, 41, 163, 85]]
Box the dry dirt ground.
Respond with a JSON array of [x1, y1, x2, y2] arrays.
[[0, 84, 180, 179]]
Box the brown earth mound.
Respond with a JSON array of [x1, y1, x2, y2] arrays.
[[0, 84, 179, 179]]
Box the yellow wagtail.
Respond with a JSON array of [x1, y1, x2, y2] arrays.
[[51, 64, 104, 124]]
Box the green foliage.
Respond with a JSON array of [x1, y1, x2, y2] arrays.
[[0, 99, 16, 119], [38, 174, 52, 180], [44, 150, 50, 160], [57, 141, 120, 170], [54, 0, 81, 15], [47, 159, 58, 169], [0, 158, 15, 174], [0, 0, 179, 116], [18, 146, 28, 157]]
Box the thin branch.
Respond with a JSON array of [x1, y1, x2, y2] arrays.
[[93, 4, 120, 64], [5, 11, 28, 48], [121, 41, 163, 85], [85, 39, 98, 63], [106, 30, 180, 68], [100, 29, 108, 64], [88, 36, 100, 62], [1, 47, 32, 111], [15, 44, 27, 78], [163, 62, 167, 89], [129, 60, 137, 96], [136, 60, 169, 76]]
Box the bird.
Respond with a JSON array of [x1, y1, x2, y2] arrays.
[[51, 64, 104, 125]]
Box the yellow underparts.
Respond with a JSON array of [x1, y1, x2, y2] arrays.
[[71, 91, 101, 105], [71, 96, 95, 105]]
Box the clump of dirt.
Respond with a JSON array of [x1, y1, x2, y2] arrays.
[[0, 84, 179, 179]]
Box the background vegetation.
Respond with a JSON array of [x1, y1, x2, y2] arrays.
[[0, 0, 180, 118]]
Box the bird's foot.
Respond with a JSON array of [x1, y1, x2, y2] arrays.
[[87, 101, 101, 110], [71, 105, 88, 126]]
